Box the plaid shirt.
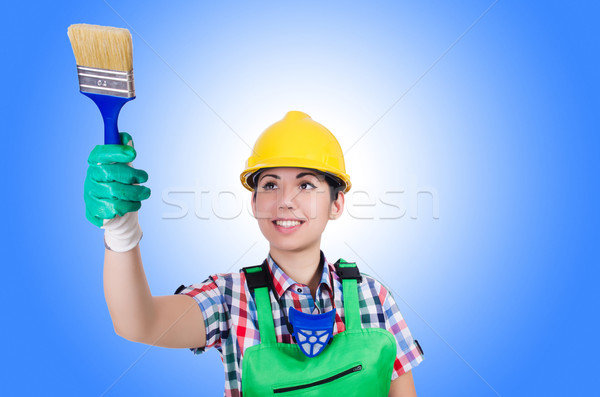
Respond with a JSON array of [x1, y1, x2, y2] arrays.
[[177, 252, 423, 396]]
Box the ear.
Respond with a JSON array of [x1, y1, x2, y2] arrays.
[[329, 191, 345, 220]]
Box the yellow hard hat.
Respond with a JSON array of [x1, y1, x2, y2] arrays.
[[240, 111, 351, 193]]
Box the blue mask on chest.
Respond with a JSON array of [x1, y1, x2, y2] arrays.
[[288, 307, 336, 357]]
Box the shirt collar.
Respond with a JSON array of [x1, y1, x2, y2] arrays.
[[265, 251, 334, 297]]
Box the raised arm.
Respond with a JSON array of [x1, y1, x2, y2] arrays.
[[103, 245, 205, 348], [85, 132, 205, 349]]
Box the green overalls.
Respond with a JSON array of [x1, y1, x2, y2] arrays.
[[241, 260, 397, 396]]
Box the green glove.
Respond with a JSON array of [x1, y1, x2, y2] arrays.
[[84, 132, 151, 227]]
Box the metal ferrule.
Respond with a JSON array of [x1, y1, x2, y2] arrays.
[[76, 65, 135, 98]]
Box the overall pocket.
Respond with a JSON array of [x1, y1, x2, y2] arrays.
[[273, 363, 363, 394]]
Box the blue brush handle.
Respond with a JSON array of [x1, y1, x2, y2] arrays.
[[82, 92, 135, 144]]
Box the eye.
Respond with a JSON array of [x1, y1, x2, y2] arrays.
[[300, 182, 316, 190], [261, 181, 277, 190]]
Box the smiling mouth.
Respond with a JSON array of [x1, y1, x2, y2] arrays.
[[273, 220, 305, 228]]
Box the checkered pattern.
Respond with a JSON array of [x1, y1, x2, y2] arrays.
[[178, 252, 423, 397]]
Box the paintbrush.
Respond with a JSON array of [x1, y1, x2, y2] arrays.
[[67, 23, 135, 144]]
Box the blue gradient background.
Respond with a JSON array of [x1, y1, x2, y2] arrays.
[[2, 1, 598, 395]]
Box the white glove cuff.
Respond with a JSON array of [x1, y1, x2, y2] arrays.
[[102, 211, 143, 253]]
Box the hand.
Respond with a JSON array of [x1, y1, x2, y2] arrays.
[[84, 132, 151, 227]]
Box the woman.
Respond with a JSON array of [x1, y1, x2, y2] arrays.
[[86, 111, 423, 396]]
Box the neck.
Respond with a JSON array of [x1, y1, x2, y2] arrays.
[[269, 245, 323, 294]]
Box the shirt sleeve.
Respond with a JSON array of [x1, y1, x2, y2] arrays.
[[176, 275, 230, 355], [370, 279, 424, 380]]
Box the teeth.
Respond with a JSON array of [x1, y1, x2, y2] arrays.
[[275, 220, 302, 228]]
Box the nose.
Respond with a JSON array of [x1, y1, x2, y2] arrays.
[[278, 183, 299, 210]]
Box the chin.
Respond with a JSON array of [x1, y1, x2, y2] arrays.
[[269, 237, 321, 254]]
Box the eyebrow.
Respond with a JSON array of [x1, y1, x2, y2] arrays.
[[258, 172, 319, 183]]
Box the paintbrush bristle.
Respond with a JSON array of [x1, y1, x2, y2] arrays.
[[68, 23, 133, 71]]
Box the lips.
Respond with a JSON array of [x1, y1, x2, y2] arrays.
[[274, 219, 303, 227], [272, 218, 305, 233]]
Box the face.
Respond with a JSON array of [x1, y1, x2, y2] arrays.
[[251, 167, 344, 255]]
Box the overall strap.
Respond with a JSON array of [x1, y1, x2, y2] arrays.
[[243, 264, 276, 345], [335, 259, 363, 331]]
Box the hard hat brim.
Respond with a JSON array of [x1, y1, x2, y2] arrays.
[[241, 160, 351, 193]]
